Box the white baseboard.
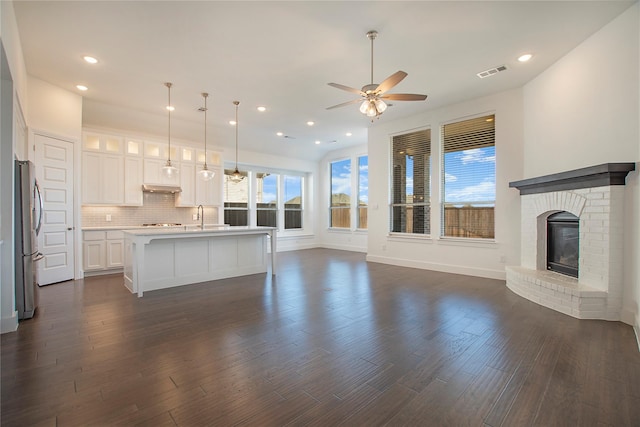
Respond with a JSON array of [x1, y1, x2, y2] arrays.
[[1, 311, 18, 334], [365, 254, 506, 280], [320, 243, 367, 253]]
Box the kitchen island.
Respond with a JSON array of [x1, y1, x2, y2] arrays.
[[123, 226, 276, 297]]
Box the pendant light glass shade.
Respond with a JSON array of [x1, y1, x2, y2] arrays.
[[198, 92, 215, 181], [229, 100, 244, 183], [162, 82, 179, 178]]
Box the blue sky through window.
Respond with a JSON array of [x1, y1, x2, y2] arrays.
[[444, 146, 495, 204], [259, 175, 302, 204], [331, 159, 351, 197], [358, 156, 368, 204]]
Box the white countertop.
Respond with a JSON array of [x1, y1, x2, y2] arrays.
[[123, 225, 275, 237], [83, 224, 226, 231]]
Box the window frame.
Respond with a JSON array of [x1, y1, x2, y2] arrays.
[[283, 175, 303, 230], [440, 113, 496, 241], [357, 155, 368, 230], [329, 157, 352, 229], [389, 127, 432, 236]]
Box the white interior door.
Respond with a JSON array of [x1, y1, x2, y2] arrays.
[[35, 134, 75, 285]]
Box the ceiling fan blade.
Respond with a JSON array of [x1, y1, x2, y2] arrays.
[[327, 83, 364, 95], [375, 71, 408, 94], [380, 93, 428, 101], [326, 99, 362, 110]]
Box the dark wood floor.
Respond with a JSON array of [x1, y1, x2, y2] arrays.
[[2, 248, 640, 426]]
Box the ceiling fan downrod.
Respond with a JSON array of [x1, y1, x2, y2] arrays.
[[367, 30, 377, 86]]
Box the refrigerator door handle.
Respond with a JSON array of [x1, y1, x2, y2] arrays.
[[34, 179, 44, 236]]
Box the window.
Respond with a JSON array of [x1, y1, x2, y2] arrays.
[[284, 175, 303, 229], [223, 169, 248, 226], [357, 156, 368, 229], [256, 172, 277, 227], [330, 159, 351, 228], [391, 129, 431, 234], [441, 114, 495, 239]]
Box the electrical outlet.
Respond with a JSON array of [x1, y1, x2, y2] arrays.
[[192, 214, 198, 220], [499, 255, 506, 263], [106, 214, 111, 222]]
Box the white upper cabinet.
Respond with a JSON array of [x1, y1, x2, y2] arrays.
[[175, 162, 196, 206], [82, 129, 223, 207], [82, 132, 125, 205], [124, 156, 143, 206], [195, 166, 223, 207]]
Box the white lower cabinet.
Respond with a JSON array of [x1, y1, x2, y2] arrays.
[[83, 230, 125, 274]]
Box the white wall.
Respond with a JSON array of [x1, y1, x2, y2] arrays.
[[367, 88, 524, 280], [522, 4, 639, 328], [27, 76, 82, 141], [320, 143, 368, 252]]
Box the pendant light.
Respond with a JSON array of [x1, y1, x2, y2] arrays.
[[198, 92, 215, 181], [229, 100, 244, 183], [161, 82, 179, 178]]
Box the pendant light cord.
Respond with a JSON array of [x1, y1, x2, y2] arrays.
[[203, 93, 208, 167], [166, 82, 172, 163], [234, 101, 239, 169]]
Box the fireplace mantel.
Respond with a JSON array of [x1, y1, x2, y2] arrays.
[[509, 163, 635, 195]]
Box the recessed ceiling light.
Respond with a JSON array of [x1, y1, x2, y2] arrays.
[[76, 85, 88, 91], [257, 106, 266, 112], [276, 132, 283, 136], [345, 132, 352, 137], [315, 140, 321, 145], [518, 54, 533, 62], [229, 120, 237, 125], [166, 105, 175, 111], [307, 121, 314, 126], [83, 56, 98, 64]]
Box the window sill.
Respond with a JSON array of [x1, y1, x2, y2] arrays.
[[387, 233, 434, 243], [437, 237, 497, 247]]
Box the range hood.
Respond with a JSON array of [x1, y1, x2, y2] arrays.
[[141, 184, 182, 193]]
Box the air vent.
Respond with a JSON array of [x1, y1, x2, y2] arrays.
[[476, 65, 507, 79]]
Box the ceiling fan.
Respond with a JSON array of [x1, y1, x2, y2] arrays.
[[327, 30, 428, 119]]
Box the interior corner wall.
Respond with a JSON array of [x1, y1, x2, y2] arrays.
[[27, 76, 82, 141], [367, 88, 524, 280], [522, 3, 638, 178], [522, 3, 640, 329]]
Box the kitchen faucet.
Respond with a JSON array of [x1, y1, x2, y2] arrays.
[[197, 205, 204, 229]]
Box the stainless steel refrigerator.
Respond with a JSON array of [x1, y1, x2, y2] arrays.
[[15, 160, 44, 320]]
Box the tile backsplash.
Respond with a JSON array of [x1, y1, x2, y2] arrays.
[[81, 193, 219, 227]]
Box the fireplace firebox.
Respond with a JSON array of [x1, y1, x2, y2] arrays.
[[547, 211, 579, 277]]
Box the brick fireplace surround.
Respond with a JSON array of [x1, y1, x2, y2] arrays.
[[507, 163, 635, 320]]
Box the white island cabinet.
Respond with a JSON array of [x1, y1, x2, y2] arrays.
[[123, 226, 276, 297]]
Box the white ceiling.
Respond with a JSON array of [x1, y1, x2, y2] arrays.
[[12, 1, 633, 162]]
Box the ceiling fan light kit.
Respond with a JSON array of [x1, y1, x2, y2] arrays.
[[327, 30, 427, 120]]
